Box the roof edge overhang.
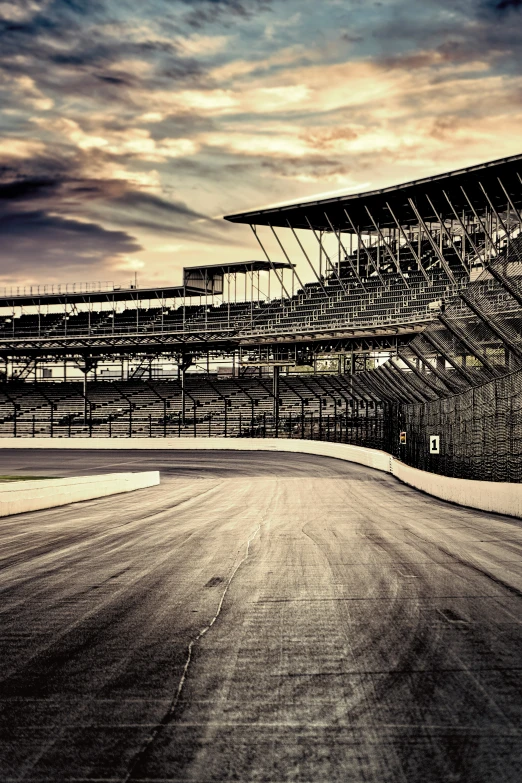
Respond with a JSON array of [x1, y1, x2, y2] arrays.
[[224, 152, 522, 231]]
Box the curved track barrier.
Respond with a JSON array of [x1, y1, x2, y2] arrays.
[[0, 471, 160, 518], [0, 437, 520, 518]]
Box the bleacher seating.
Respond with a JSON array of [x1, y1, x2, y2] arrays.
[[0, 375, 381, 438], [0, 261, 468, 342]]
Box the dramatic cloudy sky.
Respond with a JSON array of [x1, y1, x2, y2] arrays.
[[0, 0, 521, 288]]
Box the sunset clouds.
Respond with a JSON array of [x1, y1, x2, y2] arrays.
[[0, 0, 521, 286]]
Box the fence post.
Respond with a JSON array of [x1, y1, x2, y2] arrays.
[[149, 413, 152, 438], [209, 412, 212, 437], [289, 411, 292, 439], [275, 411, 279, 438], [89, 409, 93, 438], [164, 400, 167, 438], [239, 411, 242, 436], [128, 406, 132, 438], [32, 414, 35, 438], [225, 403, 228, 437], [109, 415, 112, 438], [263, 411, 266, 438], [50, 406, 54, 438], [178, 412, 181, 437]]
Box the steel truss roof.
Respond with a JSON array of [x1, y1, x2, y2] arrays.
[[224, 153, 522, 232]]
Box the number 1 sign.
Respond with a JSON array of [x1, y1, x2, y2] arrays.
[[429, 435, 440, 454]]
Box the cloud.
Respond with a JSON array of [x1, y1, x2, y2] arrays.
[[0, 153, 239, 285], [483, 0, 522, 12], [0, 206, 142, 277], [180, 0, 273, 29], [0, 0, 522, 286], [0, 138, 46, 160]]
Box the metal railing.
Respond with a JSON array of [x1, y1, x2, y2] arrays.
[[0, 281, 115, 298], [0, 410, 388, 449]]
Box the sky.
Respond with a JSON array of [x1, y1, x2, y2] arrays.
[[0, 0, 522, 290]]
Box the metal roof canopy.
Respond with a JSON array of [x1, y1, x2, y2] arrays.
[[183, 259, 293, 281], [0, 285, 197, 308], [0, 260, 294, 308], [224, 153, 522, 233]]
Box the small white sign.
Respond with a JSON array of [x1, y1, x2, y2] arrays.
[[429, 435, 440, 454]]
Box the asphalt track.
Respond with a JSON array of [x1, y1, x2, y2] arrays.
[[1, 448, 522, 783]]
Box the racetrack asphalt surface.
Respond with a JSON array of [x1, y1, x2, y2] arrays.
[[1, 448, 522, 782]]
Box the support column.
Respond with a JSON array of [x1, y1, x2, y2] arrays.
[[181, 365, 186, 423], [273, 365, 279, 419]]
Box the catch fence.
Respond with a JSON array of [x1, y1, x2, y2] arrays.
[[397, 367, 522, 483]]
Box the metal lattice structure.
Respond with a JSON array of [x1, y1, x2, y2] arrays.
[[353, 236, 522, 480]]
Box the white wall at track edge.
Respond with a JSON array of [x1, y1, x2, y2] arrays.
[[0, 437, 393, 472], [0, 437, 520, 518], [390, 460, 522, 518], [0, 471, 160, 518]]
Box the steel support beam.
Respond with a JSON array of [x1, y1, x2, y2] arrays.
[[250, 225, 291, 299], [420, 330, 476, 385], [485, 264, 522, 309], [304, 216, 349, 294], [443, 189, 484, 265], [346, 372, 380, 405], [478, 182, 510, 238], [407, 340, 461, 393], [287, 222, 328, 295], [387, 358, 432, 403], [380, 362, 426, 403], [343, 209, 386, 286], [353, 369, 395, 402], [395, 352, 445, 397], [385, 202, 430, 282], [323, 213, 367, 291], [460, 186, 499, 259], [498, 177, 522, 227], [365, 206, 410, 287], [407, 198, 456, 283], [425, 194, 468, 274], [377, 362, 418, 403], [268, 224, 308, 295], [439, 314, 498, 375], [459, 289, 522, 362]]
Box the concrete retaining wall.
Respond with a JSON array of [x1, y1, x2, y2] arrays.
[[390, 459, 522, 518], [0, 437, 520, 518], [0, 437, 393, 472], [0, 471, 160, 518]]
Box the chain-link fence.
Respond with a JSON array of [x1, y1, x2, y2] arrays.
[[393, 368, 522, 482]]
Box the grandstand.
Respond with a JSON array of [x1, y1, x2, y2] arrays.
[[0, 152, 521, 468]]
